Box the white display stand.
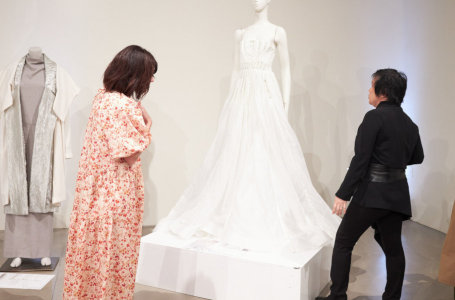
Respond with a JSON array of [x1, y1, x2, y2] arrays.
[[136, 232, 331, 300]]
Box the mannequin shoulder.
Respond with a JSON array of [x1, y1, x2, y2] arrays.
[[274, 26, 288, 43], [234, 29, 245, 41]]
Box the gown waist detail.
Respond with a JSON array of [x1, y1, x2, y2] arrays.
[[240, 62, 272, 71]]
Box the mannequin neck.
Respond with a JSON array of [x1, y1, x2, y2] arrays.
[[27, 47, 44, 62], [254, 6, 269, 24]]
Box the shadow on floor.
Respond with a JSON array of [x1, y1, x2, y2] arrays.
[[402, 273, 453, 300], [350, 273, 453, 300], [349, 266, 367, 284], [134, 290, 203, 300], [318, 273, 454, 300]]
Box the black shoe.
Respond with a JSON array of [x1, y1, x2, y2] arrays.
[[315, 297, 330, 300]]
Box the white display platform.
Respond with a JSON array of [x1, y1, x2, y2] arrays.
[[136, 232, 332, 300]]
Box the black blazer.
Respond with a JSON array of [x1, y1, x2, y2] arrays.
[[336, 101, 424, 218]]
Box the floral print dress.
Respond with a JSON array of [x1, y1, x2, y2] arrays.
[[63, 90, 151, 299]]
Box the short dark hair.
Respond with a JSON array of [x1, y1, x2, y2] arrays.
[[372, 69, 407, 105], [103, 45, 158, 99]]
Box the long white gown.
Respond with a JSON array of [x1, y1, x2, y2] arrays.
[[156, 26, 340, 252]]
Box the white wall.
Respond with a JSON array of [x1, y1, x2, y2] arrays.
[[402, 0, 455, 232], [0, 0, 454, 233]]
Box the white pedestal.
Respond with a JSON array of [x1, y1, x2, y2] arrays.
[[136, 232, 331, 300]]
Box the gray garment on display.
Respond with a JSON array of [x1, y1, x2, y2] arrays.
[[4, 54, 58, 215], [3, 55, 53, 258], [4, 213, 53, 258], [21, 55, 46, 189]]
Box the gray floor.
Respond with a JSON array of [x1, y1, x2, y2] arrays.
[[0, 222, 453, 300]]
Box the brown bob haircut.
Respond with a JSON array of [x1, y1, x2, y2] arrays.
[[103, 45, 158, 100]]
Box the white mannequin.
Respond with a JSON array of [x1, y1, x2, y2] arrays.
[[231, 0, 291, 116], [10, 47, 51, 268]]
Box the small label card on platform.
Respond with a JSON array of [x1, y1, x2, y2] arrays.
[[0, 273, 54, 290]]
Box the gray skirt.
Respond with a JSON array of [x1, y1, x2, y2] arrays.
[[4, 212, 53, 258]]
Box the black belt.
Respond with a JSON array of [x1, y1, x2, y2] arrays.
[[367, 163, 406, 183]]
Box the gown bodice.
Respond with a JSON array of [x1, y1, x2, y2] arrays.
[[239, 27, 277, 71]]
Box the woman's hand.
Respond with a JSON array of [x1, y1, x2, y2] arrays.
[[332, 196, 348, 216], [138, 102, 152, 131]]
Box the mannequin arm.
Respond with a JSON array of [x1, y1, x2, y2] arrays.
[[229, 29, 243, 91], [276, 27, 291, 116]]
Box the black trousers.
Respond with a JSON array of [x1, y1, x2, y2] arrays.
[[329, 202, 405, 300]]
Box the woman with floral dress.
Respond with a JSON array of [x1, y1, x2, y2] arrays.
[[63, 45, 157, 299]]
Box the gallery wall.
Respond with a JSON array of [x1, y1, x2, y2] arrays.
[[401, 0, 455, 232], [0, 0, 454, 233]]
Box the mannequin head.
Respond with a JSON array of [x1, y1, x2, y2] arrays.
[[28, 47, 43, 61], [103, 45, 158, 100], [252, 0, 271, 12]]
